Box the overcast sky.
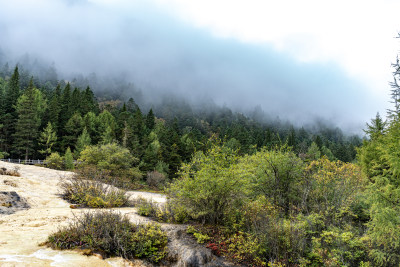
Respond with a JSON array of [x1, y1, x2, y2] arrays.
[[1, 0, 399, 131]]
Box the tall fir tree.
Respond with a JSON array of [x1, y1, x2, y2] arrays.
[[75, 127, 91, 158], [47, 84, 62, 131], [1, 66, 20, 153], [13, 78, 46, 160], [146, 108, 156, 131], [39, 122, 57, 156], [70, 87, 82, 115], [58, 83, 72, 138], [81, 86, 98, 114], [62, 113, 83, 151]]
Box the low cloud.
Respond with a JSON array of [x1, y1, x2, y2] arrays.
[[0, 0, 384, 131]]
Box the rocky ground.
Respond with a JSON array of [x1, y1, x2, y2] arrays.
[[0, 161, 234, 267]]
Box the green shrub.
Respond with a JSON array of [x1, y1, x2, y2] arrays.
[[146, 170, 167, 189], [186, 225, 211, 244], [60, 171, 128, 208], [135, 198, 158, 217], [309, 228, 370, 266], [78, 142, 142, 181], [226, 232, 265, 266], [74, 165, 141, 190], [0, 150, 9, 159], [131, 223, 168, 262], [45, 152, 64, 170], [167, 146, 250, 225], [45, 211, 168, 263], [133, 197, 189, 224]]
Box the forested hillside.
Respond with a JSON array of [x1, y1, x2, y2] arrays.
[[2, 58, 400, 266], [0, 63, 360, 177]]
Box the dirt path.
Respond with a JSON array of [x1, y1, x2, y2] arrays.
[[0, 162, 164, 267]]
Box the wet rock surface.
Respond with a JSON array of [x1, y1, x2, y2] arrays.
[[0, 161, 237, 267], [0, 191, 30, 215], [161, 225, 235, 267]]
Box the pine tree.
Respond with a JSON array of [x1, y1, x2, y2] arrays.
[[13, 78, 46, 160], [146, 108, 155, 130], [70, 87, 82, 114], [286, 126, 296, 150], [5, 66, 20, 114], [132, 107, 145, 139], [75, 127, 91, 158], [64, 147, 74, 170], [126, 97, 138, 113], [1, 66, 20, 153], [307, 142, 321, 161], [364, 112, 386, 140], [47, 84, 62, 131], [81, 86, 98, 114], [83, 112, 99, 143], [101, 125, 114, 144], [62, 113, 83, 150], [39, 122, 57, 156], [121, 121, 133, 148], [58, 83, 72, 137]]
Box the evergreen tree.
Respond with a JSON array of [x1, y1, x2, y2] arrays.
[[70, 87, 82, 114], [121, 121, 133, 148], [1, 66, 20, 153], [286, 126, 296, 150], [63, 113, 83, 150], [13, 78, 46, 160], [47, 84, 62, 131], [81, 86, 98, 114], [5, 66, 20, 114], [75, 127, 91, 157], [83, 111, 99, 143], [364, 112, 386, 140], [146, 108, 155, 130], [307, 142, 321, 161], [314, 135, 323, 150], [58, 83, 72, 137], [39, 122, 57, 156], [132, 107, 145, 139], [142, 132, 162, 172], [101, 125, 114, 144], [64, 147, 74, 170], [126, 97, 138, 113], [0, 77, 5, 115]]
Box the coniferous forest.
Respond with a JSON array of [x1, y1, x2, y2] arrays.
[[2, 57, 400, 266], [0, 63, 360, 169]]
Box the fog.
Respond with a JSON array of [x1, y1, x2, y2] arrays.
[[0, 0, 386, 132]]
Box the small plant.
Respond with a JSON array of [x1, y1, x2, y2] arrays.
[[206, 242, 221, 256], [186, 225, 211, 244], [133, 197, 189, 223], [131, 223, 168, 262], [60, 170, 129, 208], [134, 197, 158, 217], [146, 170, 167, 189], [44, 210, 168, 263], [45, 152, 64, 170]]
